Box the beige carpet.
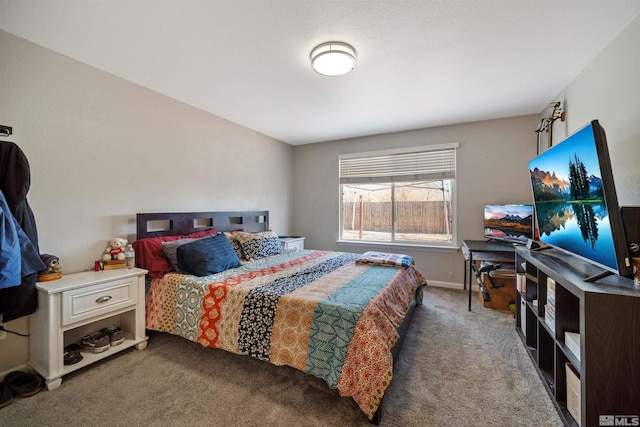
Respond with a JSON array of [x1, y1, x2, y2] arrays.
[[0, 287, 562, 426]]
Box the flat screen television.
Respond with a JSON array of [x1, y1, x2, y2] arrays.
[[484, 204, 534, 244], [528, 120, 632, 280]]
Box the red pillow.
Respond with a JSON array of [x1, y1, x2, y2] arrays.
[[132, 228, 217, 278]]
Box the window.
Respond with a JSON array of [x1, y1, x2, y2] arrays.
[[339, 143, 458, 247]]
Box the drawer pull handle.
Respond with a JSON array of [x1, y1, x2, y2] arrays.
[[95, 295, 112, 304]]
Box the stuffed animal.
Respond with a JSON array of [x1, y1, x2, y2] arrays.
[[39, 254, 62, 274], [103, 237, 129, 261]]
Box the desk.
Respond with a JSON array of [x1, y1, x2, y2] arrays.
[[462, 240, 516, 311]]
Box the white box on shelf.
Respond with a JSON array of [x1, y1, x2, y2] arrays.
[[544, 304, 555, 333], [565, 331, 581, 362], [566, 363, 582, 426], [517, 273, 526, 293], [547, 277, 556, 308]]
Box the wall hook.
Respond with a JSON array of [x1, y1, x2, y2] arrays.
[[0, 125, 13, 137]]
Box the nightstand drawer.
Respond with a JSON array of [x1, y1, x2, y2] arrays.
[[62, 278, 137, 326]]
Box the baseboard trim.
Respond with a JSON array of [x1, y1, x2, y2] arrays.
[[427, 280, 482, 292]]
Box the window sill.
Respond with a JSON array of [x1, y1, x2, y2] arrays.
[[336, 240, 460, 253]]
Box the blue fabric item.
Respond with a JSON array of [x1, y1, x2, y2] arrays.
[[0, 191, 21, 289], [177, 234, 241, 276], [0, 190, 44, 289]]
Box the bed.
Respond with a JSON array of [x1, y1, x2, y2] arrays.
[[135, 211, 427, 423]]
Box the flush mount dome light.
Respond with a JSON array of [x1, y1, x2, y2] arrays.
[[310, 42, 356, 76]]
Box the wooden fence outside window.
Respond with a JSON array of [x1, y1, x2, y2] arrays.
[[342, 201, 449, 234]]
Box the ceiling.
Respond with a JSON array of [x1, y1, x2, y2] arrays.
[[1, 1, 639, 146]]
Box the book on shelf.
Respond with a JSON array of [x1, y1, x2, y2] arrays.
[[98, 259, 126, 270]]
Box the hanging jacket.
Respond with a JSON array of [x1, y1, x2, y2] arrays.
[[0, 141, 39, 243], [0, 141, 45, 322]]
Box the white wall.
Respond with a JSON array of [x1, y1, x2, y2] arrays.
[[0, 30, 293, 372], [552, 15, 640, 206], [292, 115, 540, 286]]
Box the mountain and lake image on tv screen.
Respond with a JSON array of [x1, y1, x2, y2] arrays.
[[484, 204, 533, 244]]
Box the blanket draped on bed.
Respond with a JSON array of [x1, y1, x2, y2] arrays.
[[355, 250, 415, 268], [145, 249, 426, 419]]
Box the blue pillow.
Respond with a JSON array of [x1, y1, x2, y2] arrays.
[[176, 234, 241, 276]]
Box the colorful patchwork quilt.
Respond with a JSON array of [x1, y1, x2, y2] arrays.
[[145, 249, 427, 419]]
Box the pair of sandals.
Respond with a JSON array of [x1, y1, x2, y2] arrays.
[[0, 371, 44, 409]]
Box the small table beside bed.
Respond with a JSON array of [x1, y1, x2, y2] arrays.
[[134, 211, 428, 423]]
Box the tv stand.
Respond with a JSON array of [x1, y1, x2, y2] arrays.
[[514, 245, 640, 426]]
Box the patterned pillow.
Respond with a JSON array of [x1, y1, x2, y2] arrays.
[[233, 230, 283, 260], [223, 232, 246, 260]]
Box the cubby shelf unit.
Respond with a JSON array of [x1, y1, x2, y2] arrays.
[[514, 246, 640, 427]]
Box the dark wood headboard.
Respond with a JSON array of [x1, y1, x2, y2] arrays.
[[136, 211, 269, 239]]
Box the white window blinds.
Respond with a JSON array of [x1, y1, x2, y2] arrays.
[[339, 142, 458, 184]]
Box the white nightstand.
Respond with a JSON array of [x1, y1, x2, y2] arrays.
[[279, 236, 305, 251], [28, 268, 148, 390]]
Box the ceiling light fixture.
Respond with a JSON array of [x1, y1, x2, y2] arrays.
[[310, 42, 356, 76]]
